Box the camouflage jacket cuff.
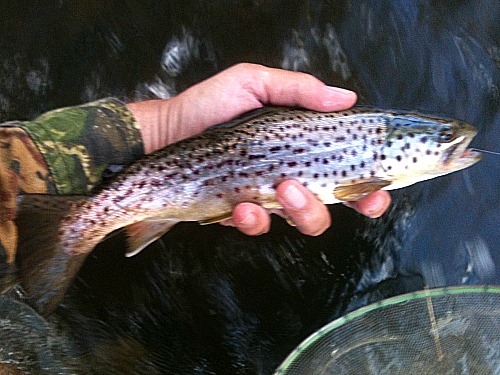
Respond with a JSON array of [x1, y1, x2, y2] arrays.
[[16, 98, 144, 195]]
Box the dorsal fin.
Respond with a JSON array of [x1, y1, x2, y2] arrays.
[[208, 107, 285, 130]]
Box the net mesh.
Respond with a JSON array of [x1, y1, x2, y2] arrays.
[[274, 286, 500, 375]]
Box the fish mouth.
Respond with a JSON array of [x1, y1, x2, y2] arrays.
[[442, 136, 482, 170]]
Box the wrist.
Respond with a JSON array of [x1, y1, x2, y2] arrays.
[[127, 99, 171, 154]]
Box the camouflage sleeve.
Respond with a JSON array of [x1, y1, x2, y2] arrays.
[[16, 98, 144, 194], [0, 98, 144, 264]]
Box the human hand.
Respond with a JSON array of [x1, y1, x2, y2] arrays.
[[127, 63, 391, 236]]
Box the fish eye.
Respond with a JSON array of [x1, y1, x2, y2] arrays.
[[439, 129, 455, 142]]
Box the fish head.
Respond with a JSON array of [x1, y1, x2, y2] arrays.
[[379, 113, 482, 188]]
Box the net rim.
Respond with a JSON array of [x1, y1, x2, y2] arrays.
[[274, 285, 500, 374]]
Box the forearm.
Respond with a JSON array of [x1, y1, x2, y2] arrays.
[[17, 98, 144, 194]]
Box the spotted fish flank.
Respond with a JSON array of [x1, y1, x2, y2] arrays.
[[15, 106, 481, 315]]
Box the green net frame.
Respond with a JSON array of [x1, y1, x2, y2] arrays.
[[275, 286, 500, 375]]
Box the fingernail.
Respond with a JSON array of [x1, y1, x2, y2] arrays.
[[282, 184, 307, 209], [321, 86, 357, 108], [323, 86, 356, 97], [235, 212, 257, 228]]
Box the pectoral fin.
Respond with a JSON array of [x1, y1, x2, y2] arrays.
[[333, 178, 391, 201], [125, 219, 179, 257]]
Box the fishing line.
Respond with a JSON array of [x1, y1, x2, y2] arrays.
[[471, 148, 500, 156]]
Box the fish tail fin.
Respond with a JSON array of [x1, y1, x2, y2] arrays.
[[15, 195, 88, 316]]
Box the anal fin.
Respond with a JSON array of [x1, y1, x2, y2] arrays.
[[334, 178, 392, 201], [125, 219, 179, 257]]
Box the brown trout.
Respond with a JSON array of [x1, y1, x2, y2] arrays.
[[15, 106, 481, 314]]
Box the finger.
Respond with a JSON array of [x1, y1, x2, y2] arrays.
[[173, 63, 357, 134], [253, 64, 358, 111], [343, 190, 391, 218], [275, 180, 331, 236], [229, 202, 271, 236]]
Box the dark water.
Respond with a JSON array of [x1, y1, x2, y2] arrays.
[[0, 1, 499, 374]]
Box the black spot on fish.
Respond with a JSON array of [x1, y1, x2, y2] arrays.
[[350, 165, 356, 171], [381, 154, 387, 160], [342, 171, 347, 177], [248, 154, 265, 160], [287, 161, 297, 167], [396, 155, 402, 162], [413, 157, 418, 163], [269, 146, 281, 152]]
